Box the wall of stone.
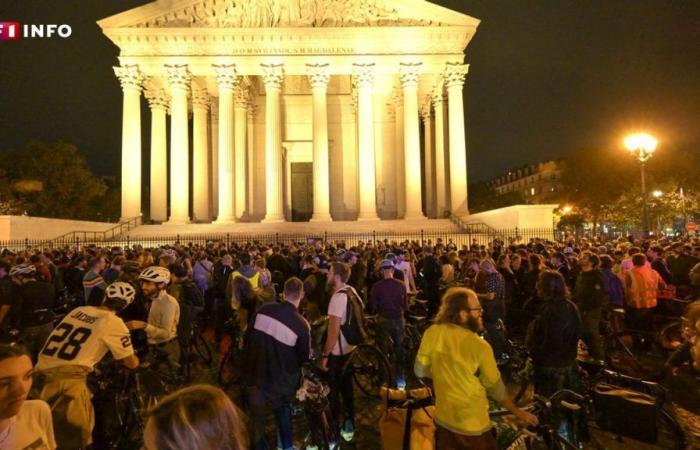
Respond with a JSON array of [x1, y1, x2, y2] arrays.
[[0, 216, 114, 241]]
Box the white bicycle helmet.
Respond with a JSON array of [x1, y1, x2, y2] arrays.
[[10, 263, 36, 277], [138, 266, 171, 284], [105, 281, 136, 306]]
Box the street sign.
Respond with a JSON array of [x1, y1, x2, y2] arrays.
[[687, 222, 697, 232]]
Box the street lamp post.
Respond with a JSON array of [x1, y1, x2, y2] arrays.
[[625, 133, 658, 237]]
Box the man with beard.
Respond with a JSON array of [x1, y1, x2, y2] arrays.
[[0, 344, 56, 450], [415, 288, 537, 449], [126, 266, 180, 373]]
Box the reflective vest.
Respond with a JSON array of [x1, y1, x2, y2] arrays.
[[626, 266, 659, 309]]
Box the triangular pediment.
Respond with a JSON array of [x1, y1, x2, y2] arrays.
[[98, 0, 479, 29]]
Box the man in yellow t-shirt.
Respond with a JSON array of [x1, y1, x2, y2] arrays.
[[415, 287, 537, 449]]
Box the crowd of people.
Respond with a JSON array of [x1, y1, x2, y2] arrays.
[[0, 233, 699, 450]]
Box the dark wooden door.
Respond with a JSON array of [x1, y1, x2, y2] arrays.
[[291, 162, 313, 222]]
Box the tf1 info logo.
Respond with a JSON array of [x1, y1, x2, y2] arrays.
[[0, 22, 72, 41]]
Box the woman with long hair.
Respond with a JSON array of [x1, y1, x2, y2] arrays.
[[143, 384, 248, 450]]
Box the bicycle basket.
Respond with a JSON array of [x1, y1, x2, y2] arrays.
[[379, 387, 435, 450], [592, 382, 660, 443]]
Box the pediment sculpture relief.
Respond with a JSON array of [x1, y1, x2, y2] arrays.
[[138, 0, 441, 28]]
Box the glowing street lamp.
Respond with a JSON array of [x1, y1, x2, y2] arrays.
[[562, 205, 573, 214], [625, 132, 658, 236], [652, 190, 663, 198]]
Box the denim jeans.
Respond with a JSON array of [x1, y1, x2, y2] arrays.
[[377, 318, 405, 378], [247, 387, 294, 450]]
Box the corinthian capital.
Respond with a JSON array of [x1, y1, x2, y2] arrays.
[[191, 87, 210, 110], [165, 64, 191, 91], [114, 65, 144, 91], [144, 87, 170, 111], [213, 64, 239, 90], [234, 86, 249, 108], [399, 62, 422, 88], [444, 62, 469, 88], [306, 63, 331, 91], [261, 64, 284, 91], [352, 63, 375, 89], [431, 89, 444, 107]]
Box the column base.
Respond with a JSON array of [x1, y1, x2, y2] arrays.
[[357, 215, 380, 222], [164, 217, 190, 225], [403, 212, 427, 221], [214, 215, 236, 224], [310, 213, 333, 222], [262, 214, 285, 224]]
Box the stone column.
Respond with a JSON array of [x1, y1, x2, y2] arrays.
[[144, 87, 169, 222], [432, 90, 447, 217], [393, 91, 405, 219], [192, 87, 210, 222], [399, 62, 425, 220], [307, 63, 332, 222], [213, 64, 238, 223], [114, 65, 144, 221], [421, 104, 435, 218], [165, 64, 191, 224], [234, 87, 248, 219], [261, 64, 285, 223], [246, 101, 256, 217], [353, 63, 379, 221], [209, 101, 219, 218], [445, 62, 470, 217]]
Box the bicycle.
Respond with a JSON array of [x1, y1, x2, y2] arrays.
[[183, 316, 213, 381], [491, 389, 587, 450], [345, 320, 393, 398], [92, 363, 166, 449], [293, 363, 338, 450], [217, 316, 243, 389]]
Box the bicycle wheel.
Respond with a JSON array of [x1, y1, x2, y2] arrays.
[[604, 330, 666, 377], [190, 331, 213, 367], [345, 344, 393, 398], [403, 325, 421, 374], [658, 406, 686, 450], [217, 347, 240, 388]]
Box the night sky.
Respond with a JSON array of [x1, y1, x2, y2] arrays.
[[1, 0, 699, 182]]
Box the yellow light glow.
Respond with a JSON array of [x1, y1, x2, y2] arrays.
[[562, 205, 573, 214], [652, 190, 663, 198], [624, 133, 658, 153]]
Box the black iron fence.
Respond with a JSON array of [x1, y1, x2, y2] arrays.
[[0, 227, 568, 252]]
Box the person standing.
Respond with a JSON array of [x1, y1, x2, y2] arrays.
[[624, 253, 665, 347], [82, 256, 106, 305], [474, 260, 507, 359], [415, 288, 537, 449], [35, 283, 139, 450], [573, 253, 607, 361], [11, 264, 55, 361], [320, 262, 364, 443], [127, 266, 180, 373], [0, 345, 56, 450], [421, 246, 442, 318], [243, 277, 311, 450], [368, 259, 408, 388]]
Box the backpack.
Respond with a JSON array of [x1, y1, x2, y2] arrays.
[[182, 280, 205, 308], [338, 286, 368, 347]]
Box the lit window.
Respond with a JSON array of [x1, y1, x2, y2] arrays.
[[531, 187, 535, 196]]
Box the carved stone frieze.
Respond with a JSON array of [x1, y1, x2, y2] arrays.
[[136, 0, 442, 28]]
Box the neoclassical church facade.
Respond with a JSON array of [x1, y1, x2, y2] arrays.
[[99, 0, 479, 224]]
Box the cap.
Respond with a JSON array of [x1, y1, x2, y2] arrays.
[[563, 247, 575, 254], [379, 259, 394, 269]]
